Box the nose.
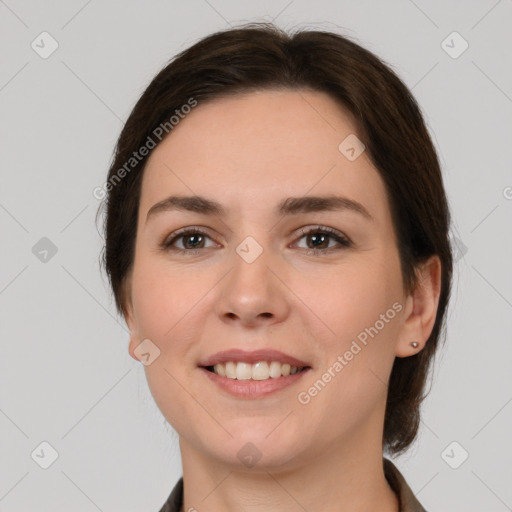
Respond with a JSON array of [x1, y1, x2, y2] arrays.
[[214, 244, 290, 328]]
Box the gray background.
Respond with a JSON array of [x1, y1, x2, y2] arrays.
[[1, 0, 511, 510]]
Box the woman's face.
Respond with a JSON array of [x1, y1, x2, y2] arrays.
[[125, 89, 415, 469]]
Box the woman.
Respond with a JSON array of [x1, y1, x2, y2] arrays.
[[98, 22, 452, 512]]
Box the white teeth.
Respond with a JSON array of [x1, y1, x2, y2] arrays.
[[213, 363, 226, 377], [236, 362, 252, 380], [210, 361, 304, 380], [269, 361, 282, 378], [252, 361, 269, 381], [225, 361, 237, 379]]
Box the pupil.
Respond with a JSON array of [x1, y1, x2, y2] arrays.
[[309, 233, 327, 249], [185, 234, 203, 248]]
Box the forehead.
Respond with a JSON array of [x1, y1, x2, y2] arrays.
[[138, 89, 389, 223]]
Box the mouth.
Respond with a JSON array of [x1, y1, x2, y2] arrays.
[[199, 361, 312, 399], [198, 348, 312, 382], [202, 361, 311, 381]]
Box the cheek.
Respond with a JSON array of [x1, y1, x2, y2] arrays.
[[130, 260, 204, 430], [293, 258, 402, 430], [294, 254, 402, 349], [131, 257, 200, 338]]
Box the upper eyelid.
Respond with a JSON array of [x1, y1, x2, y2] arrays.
[[296, 225, 349, 239]]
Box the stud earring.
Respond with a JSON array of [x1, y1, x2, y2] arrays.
[[410, 341, 419, 349]]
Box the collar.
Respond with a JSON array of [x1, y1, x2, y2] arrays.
[[383, 458, 427, 511]]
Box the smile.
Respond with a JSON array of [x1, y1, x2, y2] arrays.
[[205, 361, 308, 381], [200, 364, 311, 399]]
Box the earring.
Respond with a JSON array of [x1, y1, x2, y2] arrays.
[[410, 341, 419, 349]]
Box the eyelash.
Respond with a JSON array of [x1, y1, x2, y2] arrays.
[[161, 226, 352, 257]]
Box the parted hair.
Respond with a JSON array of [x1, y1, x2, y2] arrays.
[[98, 22, 453, 455]]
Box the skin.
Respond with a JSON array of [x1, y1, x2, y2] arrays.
[[124, 89, 441, 512]]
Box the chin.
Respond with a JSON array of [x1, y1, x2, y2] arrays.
[[204, 429, 305, 471]]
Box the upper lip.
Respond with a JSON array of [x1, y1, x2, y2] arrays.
[[199, 349, 311, 368]]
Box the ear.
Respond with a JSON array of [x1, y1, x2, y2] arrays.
[[126, 312, 141, 363], [122, 274, 141, 362], [395, 255, 442, 358]]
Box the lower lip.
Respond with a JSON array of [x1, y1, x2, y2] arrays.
[[199, 367, 310, 399]]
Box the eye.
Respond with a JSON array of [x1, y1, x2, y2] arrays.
[[293, 226, 351, 255], [161, 225, 351, 256], [162, 228, 217, 254]]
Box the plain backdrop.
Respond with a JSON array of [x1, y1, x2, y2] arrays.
[[1, 1, 511, 511]]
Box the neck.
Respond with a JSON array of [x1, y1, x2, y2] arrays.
[[178, 431, 399, 512]]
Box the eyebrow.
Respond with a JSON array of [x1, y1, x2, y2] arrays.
[[145, 194, 373, 223]]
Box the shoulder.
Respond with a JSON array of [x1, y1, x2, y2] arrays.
[[384, 458, 428, 512], [158, 476, 183, 512]]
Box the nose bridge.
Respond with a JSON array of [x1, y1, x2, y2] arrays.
[[215, 232, 289, 325]]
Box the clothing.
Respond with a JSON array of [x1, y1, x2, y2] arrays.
[[158, 458, 427, 512]]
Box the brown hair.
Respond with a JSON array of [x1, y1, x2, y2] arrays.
[[97, 22, 453, 456]]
